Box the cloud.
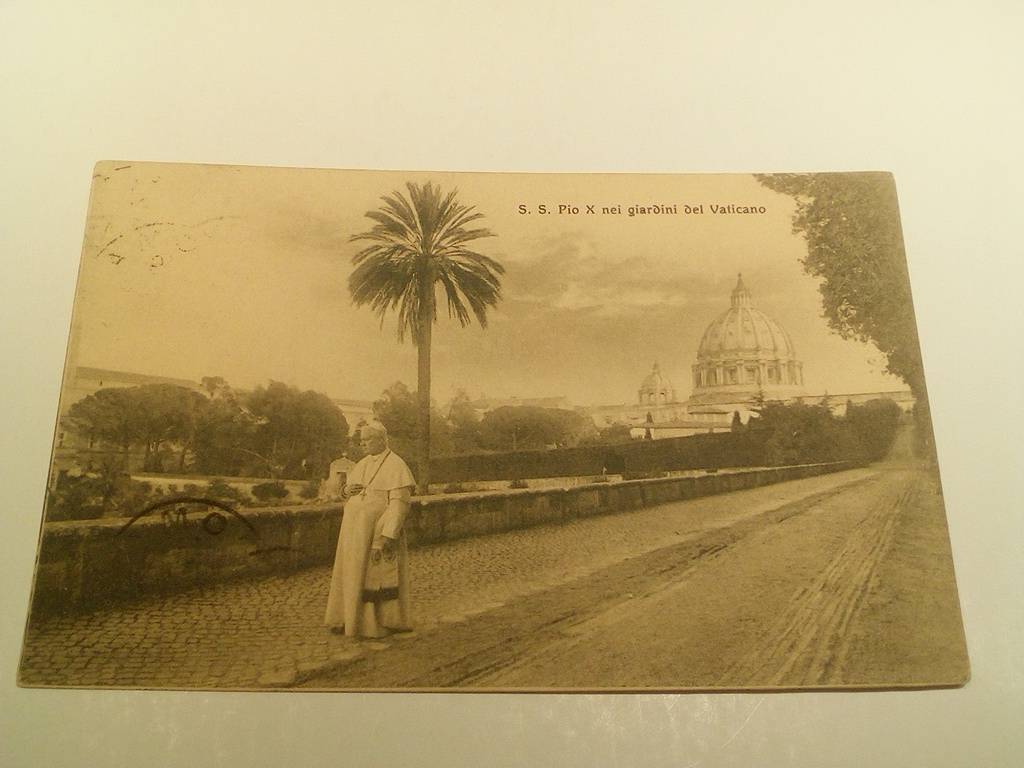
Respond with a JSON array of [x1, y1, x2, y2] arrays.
[[503, 231, 729, 317]]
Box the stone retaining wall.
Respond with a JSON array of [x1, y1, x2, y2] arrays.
[[29, 462, 856, 614]]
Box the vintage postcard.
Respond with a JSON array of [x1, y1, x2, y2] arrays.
[[19, 163, 969, 691]]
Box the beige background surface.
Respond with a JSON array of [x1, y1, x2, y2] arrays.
[[1, 2, 1021, 766]]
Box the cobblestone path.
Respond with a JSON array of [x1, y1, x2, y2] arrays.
[[19, 468, 879, 689]]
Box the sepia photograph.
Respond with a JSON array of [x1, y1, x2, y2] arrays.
[[18, 162, 968, 691]]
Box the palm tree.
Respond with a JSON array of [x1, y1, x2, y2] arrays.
[[349, 181, 504, 493]]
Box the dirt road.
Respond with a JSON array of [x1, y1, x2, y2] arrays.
[[303, 463, 968, 690]]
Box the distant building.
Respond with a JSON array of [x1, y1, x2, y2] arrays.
[[319, 455, 356, 501], [585, 274, 914, 439], [329, 398, 375, 427]]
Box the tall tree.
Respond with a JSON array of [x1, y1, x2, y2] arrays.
[[731, 410, 744, 433], [132, 384, 207, 472], [191, 393, 256, 476], [372, 381, 454, 459], [754, 173, 924, 396], [245, 381, 350, 479], [67, 384, 203, 470], [66, 387, 144, 459], [349, 182, 504, 492], [756, 172, 937, 456]]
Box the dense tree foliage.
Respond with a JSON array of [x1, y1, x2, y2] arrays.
[[477, 406, 596, 451], [579, 423, 635, 446], [65, 379, 349, 479], [246, 382, 349, 479], [68, 384, 209, 471], [845, 398, 904, 461], [371, 381, 452, 462], [447, 389, 483, 454], [191, 393, 257, 476], [755, 172, 935, 456], [67, 388, 142, 457], [746, 402, 856, 465], [755, 173, 924, 397], [744, 399, 902, 466]]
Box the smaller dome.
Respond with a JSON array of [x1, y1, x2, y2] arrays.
[[639, 363, 676, 405], [641, 362, 667, 391]]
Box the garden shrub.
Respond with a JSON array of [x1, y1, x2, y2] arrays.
[[251, 481, 289, 501], [204, 478, 249, 505]]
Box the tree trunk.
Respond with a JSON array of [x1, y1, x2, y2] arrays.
[[416, 271, 433, 495]]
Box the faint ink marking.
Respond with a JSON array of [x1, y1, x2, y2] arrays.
[[97, 217, 229, 265], [196, 215, 243, 226], [160, 504, 190, 525], [113, 165, 132, 171], [202, 511, 228, 535], [117, 496, 258, 538], [96, 234, 124, 260]]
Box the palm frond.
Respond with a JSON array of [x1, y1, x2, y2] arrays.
[[348, 181, 504, 344]]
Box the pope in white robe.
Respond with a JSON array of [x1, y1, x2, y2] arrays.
[[324, 422, 416, 638]]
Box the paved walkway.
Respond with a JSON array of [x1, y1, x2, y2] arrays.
[[19, 468, 878, 689]]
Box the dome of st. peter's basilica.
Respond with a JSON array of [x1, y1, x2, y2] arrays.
[[688, 274, 804, 405]]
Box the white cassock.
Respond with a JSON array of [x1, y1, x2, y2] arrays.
[[324, 449, 415, 638]]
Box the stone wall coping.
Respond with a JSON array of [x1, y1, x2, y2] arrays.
[[42, 461, 854, 531]]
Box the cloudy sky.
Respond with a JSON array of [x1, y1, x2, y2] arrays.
[[69, 163, 906, 407]]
